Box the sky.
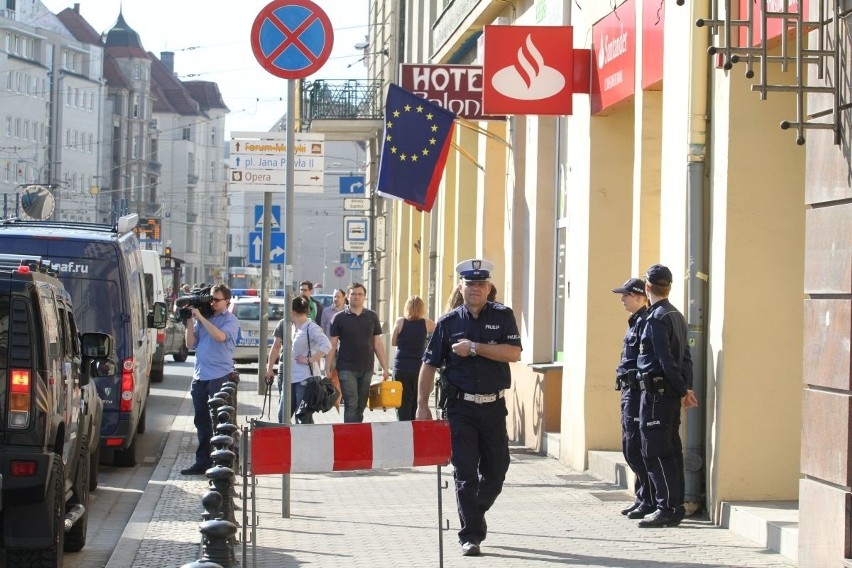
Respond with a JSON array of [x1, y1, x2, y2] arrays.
[[40, 0, 371, 137]]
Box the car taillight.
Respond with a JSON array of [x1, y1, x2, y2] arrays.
[[10, 460, 37, 477], [120, 357, 134, 412], [156, 329, 165, 343], [8, 368, 31, 428]]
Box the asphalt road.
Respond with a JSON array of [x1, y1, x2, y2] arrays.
[[65, 356, 194, 568]]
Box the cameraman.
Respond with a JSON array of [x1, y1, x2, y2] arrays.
[[181, 284, 240, 476]]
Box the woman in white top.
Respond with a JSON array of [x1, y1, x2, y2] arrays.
[[265, 296, 331, 423]]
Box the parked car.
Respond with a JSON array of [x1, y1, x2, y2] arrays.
[[230, 289, 287, 365], [313, 293, 334, 310], [0, 259, 108, 564], [0, 215, 168, 467], [164, 313, 188, 362]]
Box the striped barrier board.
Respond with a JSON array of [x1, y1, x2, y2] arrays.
[[250, 420, 452, 475]]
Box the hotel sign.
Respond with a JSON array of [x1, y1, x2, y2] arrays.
[[400, 64, 499, 120]]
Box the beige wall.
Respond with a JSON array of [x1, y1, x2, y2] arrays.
[[705, 62, 804, 518]]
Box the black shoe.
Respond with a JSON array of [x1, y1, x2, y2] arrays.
[[672, 505, 686, 523], [638, 509, 680, 528], [621, 502, 642, 515], [626, 505, 656, 519], [180, 463, 208, 475]]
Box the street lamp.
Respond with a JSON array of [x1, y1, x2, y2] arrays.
[[322, 231, 335, 290], [297, 224, 314, 273]]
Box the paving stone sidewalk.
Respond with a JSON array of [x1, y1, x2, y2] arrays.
[[107, 373, 797, 568]]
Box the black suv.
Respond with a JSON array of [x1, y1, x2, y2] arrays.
[[0, 260, 108, 565]]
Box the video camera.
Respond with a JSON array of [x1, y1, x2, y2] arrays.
[[174, 285, 214, 322]]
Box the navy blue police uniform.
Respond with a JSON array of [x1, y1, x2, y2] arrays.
[[612, 277, 653, 517], [636, 265, 693, 527], [422, 264, 522, 549]]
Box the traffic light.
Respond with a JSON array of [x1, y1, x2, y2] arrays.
[[164, 246, 172, 258]]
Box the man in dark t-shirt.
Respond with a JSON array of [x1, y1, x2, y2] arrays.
[[325, 282, 390, 422]]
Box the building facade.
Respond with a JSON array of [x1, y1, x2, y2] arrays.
[[349, 0, 850, 565]]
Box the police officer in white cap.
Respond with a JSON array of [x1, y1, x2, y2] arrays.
[[416, 259, 522, 557]]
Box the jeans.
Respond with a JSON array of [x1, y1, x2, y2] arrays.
[[338, 369, 372, 423], [277, 381, 309, 423], [190, 375, 230, 468]]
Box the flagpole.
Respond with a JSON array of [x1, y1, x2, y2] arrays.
[[455, 117, 513, 149]]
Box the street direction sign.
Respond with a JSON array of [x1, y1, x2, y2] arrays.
[[249, 231, 286, 264], [343, 216, 369, 252], [230, 131, 325, 192], [251, 0, 334, 80], [231, 169, 324, 189], [343, 198, 370, 211], [339, 175, 366, 194], [349, 256, 363, 270], [254, 204, 281, 231]]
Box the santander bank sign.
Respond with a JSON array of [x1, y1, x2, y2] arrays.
[[592, 0, 636, 114]]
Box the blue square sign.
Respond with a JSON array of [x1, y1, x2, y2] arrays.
[[249, 232, 286, 264], [339, 176, 365, 194], [254, 205, 281, 231]]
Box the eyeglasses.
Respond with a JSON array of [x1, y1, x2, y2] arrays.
[[211, 297, 227, 303]]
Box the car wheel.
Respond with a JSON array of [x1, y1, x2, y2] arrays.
[[151, 367, 164, 382], [114, 436, 137, 467], [88, 441, 100, 491], [65, 438, 90, 552], [137, 404, 147, 434], [6, 455, 65, 567], [172, 344, 189, 363]]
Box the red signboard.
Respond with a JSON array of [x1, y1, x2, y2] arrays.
[[482, 26, 575, 116], [738, 0, 808, 47], [642, 0, 664, 89], [400, 64, 500, 120], [591, 0, 636, 115]]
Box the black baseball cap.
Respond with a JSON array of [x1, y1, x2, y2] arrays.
[[645, 264, 673, 285], [612, 278, 646, 295]]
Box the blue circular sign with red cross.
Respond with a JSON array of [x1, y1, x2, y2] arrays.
[[251, 0, 334, 80]]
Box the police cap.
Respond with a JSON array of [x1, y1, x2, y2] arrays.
[[612, 277, 646, 295], [456, 258, 493, 281], [645, 264, 673, 286]]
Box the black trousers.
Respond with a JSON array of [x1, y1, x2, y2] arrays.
[[621, 387, 653, 506], [639, 392, 684, 512], [447, 397, 510, 545]]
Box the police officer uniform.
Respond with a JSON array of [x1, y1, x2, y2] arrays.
[[611, 277, 654, 519], [636, 264, 693, 527], [421, 259, 522, 556]]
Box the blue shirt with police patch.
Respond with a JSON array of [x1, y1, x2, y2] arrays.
[[423, 301, 522, 394]]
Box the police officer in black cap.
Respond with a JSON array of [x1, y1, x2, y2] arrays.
[[416, 258, 522, 557], [611, 277, 655, 519], [636, 264, 698, 527]]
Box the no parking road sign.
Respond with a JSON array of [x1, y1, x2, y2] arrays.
[[251, 0, 334, 80]]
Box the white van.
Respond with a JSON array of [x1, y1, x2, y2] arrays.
[[141, 250, 166, 382]]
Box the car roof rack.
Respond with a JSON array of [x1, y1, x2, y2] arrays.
[[0, 213, 139, 235], [0, 253, 56, 276]]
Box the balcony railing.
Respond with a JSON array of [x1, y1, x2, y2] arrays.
[[187, 173, 198, 186], [300, 79, 384, 124]]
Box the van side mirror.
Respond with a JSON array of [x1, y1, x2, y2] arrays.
[[80, 332, 117, 381], [148, 301, 168, 329], [81, 332, 113, 358]]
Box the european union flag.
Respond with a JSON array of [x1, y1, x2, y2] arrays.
[[376, 84, 456, 212]]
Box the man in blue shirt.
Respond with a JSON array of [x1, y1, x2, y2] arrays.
[[635, 264, 698, 526], [416, 259, 522, 557], [181, 283, 240, 475]]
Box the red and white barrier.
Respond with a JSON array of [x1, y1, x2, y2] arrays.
[[250, 420, 451, 475]]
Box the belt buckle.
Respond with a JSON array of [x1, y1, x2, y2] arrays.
[[474, 393, 495, 404]]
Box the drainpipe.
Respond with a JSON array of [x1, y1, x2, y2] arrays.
[[685, 0, 710, 512]]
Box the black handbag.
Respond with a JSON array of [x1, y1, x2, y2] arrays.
[[295, 323, 339, 421]]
